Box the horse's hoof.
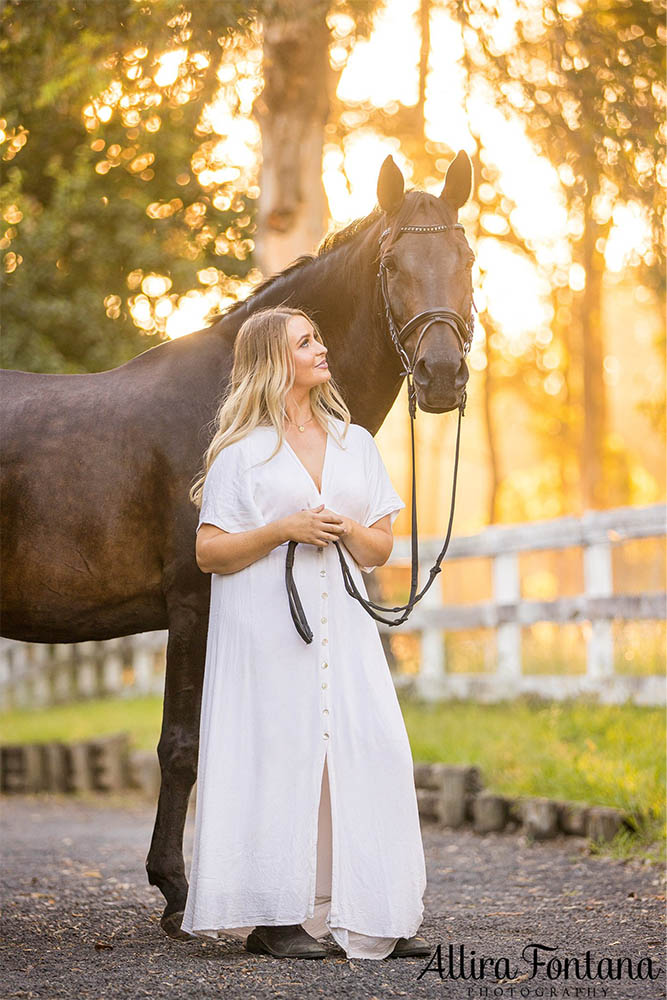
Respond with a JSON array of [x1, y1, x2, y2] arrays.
[[161, 910, 196, 940]]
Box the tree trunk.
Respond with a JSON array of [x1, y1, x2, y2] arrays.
[[483, 323, 500, 524], [467, 143, 500, 525], [253, 2, 334, 274], [580, 193, 608, 510]]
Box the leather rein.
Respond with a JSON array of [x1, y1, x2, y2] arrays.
[[285, 219, 477, 644]]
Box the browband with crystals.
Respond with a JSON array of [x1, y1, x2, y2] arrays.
[[379, 222, 465, 241]]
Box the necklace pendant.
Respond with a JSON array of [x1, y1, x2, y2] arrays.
[[298, 424, 305, 432]]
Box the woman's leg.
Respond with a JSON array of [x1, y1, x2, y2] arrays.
[[300, 753, 333, 940], [306, 755, 401, 960]]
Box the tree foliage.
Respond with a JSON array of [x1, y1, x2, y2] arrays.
[[0, 1, 259, 372]]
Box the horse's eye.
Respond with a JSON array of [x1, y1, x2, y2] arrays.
[[383, 256, 396, 271]]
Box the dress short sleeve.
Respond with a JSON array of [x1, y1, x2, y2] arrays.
[[359, 429, 405, 574], [196, 441, 263, 535]]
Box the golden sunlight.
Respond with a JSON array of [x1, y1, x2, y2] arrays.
[[153, 0, 654, 345]]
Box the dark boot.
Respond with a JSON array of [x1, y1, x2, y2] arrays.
[[245, 923, 327, 959], [387, 934, 431, 958]]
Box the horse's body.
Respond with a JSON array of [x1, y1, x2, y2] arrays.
[[0, 153, 473, 935]]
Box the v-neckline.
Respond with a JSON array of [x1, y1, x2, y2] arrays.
[[283, 431, 330, 496]]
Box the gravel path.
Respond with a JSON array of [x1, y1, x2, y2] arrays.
[[1, 793, 665, 999]]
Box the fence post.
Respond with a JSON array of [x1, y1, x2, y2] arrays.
[[415, 559, 445, 701], [583, 530, 614, 679], [31, 644, 52, 707], [132, 640, 155, 695], [0, 642, 14, 712], [12, 646, 30, 709], [76, 641, 99, 698], [493, 550, 521, 681], [103, 637, 125, 696], [53, 646, 74, 702]]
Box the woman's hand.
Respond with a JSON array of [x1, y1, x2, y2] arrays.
[[281, 504, 347, 547]]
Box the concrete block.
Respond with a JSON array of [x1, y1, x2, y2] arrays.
[[1, 745, 43, 793], [416, 787, 441, 822], [413, 763, 443, 790], [586, 806, 624, 842], [520, 797, 559, 839], [472, 792, 509, 833], [438, 768, 467, 828], [88, 733, 130, 792], [558, 800, 590, 835], [127, 750, 161, 800], [64, 742, 94, 793], [42, 742, 70, 792]]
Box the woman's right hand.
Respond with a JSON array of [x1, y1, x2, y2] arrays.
[[280, 504, 344, 547]]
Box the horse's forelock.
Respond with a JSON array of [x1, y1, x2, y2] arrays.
[[379, 190, 454, 255]]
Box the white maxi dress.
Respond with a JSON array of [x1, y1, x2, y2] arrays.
[[180, 417, 427, 959]]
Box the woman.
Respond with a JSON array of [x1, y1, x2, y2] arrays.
[[180, 305, 429, 961]]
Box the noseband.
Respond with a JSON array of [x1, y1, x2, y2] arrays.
[[285, 219, 477, 643]]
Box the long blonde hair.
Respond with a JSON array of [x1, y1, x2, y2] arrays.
[[189, 306, 351, 509]]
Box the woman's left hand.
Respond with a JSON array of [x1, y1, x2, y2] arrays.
[[323, 508, 354, 540]]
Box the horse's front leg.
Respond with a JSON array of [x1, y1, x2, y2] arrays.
[[145, 586, 209, 939]]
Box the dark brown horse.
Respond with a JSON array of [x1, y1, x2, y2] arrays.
[[0, 151, 474, 936]]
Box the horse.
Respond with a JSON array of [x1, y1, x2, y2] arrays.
[[0, 150, 474, 937]]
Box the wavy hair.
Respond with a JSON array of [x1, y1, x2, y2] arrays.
[[189, 306, 351, 509]]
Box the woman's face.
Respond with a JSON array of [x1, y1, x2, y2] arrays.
[[286, 315, 330, 389]]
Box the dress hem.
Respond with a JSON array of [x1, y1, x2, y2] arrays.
[[181, 904, 425, 944]]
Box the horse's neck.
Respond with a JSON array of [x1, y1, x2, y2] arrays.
[[214, 227, 403, 433]]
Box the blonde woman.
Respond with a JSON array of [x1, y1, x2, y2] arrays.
[[180, 305, 429, 961]]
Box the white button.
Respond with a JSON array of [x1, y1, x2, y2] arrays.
[[321, 682, 328, 689], [321, 617, 327, 624], [323, 733, 329, 739], [320, 570, 326, 577], [322, 638, 328, 645], [322, 592, 328, 598], [322, 661, 328, 669], [323, 708, 329, 715]]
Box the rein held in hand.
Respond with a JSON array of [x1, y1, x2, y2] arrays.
[[285, 220, 477, 644]]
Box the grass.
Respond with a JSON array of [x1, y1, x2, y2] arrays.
[[0, 695, 163, 751], [1, 692, 664, 864], [398, 693, 666, 865]]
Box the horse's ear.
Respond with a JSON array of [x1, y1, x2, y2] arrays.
[[439, 150, 472, 211], [377, 155, 404, 214]]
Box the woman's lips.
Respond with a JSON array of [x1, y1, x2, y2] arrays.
[[316, 361, 328, 369]]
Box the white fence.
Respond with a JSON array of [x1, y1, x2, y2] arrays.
[[0, 634, 168, 712], [0, 503, 665, 710], [385, 502, 666, 705]]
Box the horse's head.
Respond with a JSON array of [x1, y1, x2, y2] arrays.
[[375, 151, 475, 413]]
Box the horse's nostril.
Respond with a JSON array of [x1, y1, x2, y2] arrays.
[[454, 359, 469, 390], [415, 355, 468, 387], [414, 356, 430, 382]]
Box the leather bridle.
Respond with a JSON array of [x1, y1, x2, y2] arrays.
[[285, 219, 477, 643]]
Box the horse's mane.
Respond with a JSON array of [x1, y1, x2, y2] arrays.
[[219, 191, 428, 322]]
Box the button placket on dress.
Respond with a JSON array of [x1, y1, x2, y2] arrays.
[[319, 545, 330, 741]]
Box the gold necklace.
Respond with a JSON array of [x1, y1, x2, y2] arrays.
[[287, 414, 314, 433]]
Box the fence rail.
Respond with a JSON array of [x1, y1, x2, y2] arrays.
[[0, 503, 665, 710], [383, 502, 666, 704], [0, 634, 168, 712]]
